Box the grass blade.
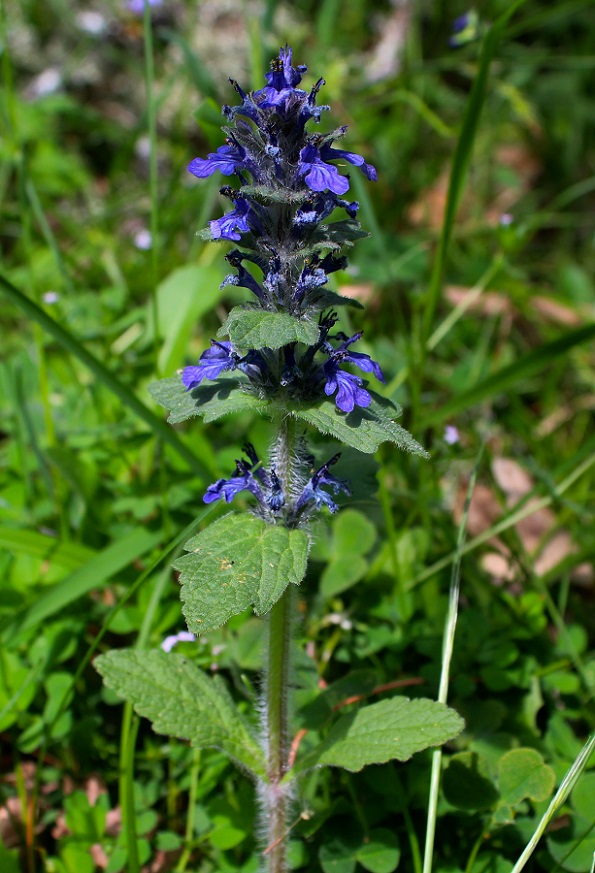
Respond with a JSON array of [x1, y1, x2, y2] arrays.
[[422, 0, 528, 342], [422, 445, 484, 873], [6, 528, 163, 637], [510, 732, 595, 873], [0, 271, 211, 479], [421, 323, 595, 427]]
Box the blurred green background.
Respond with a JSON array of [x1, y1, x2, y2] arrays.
[[0, 1, 594, 872]]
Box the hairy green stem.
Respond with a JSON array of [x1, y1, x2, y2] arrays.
[[262, 415, 298, 873], [264, 587, 293, 872]]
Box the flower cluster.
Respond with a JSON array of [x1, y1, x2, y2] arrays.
[[205, 444, 350, 520], [184, 46, 382, 518], [183, 312, 385, 415]]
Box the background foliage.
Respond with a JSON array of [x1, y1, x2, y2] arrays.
[[1, 1, 594, 872]]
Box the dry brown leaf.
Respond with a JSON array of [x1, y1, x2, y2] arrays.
[[481, 552, 515, 582], [492, 457, 533, 500], [445, 285, 514, 317], [455, 482, 502, 539], [147, 849, 174, 872], [338, 283, 375, 304], [91, 843, 109, 869], [365, 0, 412, 82], [407, 169, 448, 230], [408, 141, 541, 230], [532, 296, 583, 327], [0, 796, 22, 849], [452, 458, 589, 582]]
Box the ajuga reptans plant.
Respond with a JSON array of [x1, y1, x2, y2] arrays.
[[96, 47, 464, 873]]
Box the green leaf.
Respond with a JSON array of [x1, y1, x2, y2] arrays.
[[321, 509, 377, 596], [293, 396, 428, 456], [219, 307, 320, 350], [95, 649, 266, 778], [0, 845, 20, 873], [64, 791, 108, 841], [571, 772, 595, 820], [294, 697, 464, 773], [497, 748, 555, 806], [176, 513, 309, 632], [309, 290, 364, 311], [155, 831, 183, 852], [356, 829, 401, 873], [297, 670, 379, 730], [333, 509, 377, 557], [442, 751, 500, 811], [319, 833, 359, 873], [60, 841, 95, 873], [547, 816, 595, 873], [314, 219, 370, 248], [148, 375, 268, 424], [320, 555, 368, 598], [0, 527, 94, 570]]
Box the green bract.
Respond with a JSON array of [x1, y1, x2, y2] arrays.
[[218, 308, 320, 350], [176, 513, 309, 632]]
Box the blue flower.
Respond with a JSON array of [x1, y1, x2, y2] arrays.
[[236, 349, 272, 385], [203, 462, 265, 505], [323, 365, 371, 413], [293, 192, 359, 228], [182, 341, 239, 389], [253, 45, 307, 111], [329, 332, 386, 383], [319, 144, 377, 182], [292, 263, 329, 306], [262, 255, 283, 302], [449, 10, 480, 47], [203, 444, 284, 511], [295, 454, 350, 514], [209, 191, 257, 242], [300, 78, 330, 127], [127, 0, 162, 14], [221, 262, 266, 302], [223, 80, 262, 124], [298, 144, 350, 195], [188, 142, 247, 179], [321, 332, 385, 413]]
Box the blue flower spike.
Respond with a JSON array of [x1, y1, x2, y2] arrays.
[[172, 45, 416, 522]]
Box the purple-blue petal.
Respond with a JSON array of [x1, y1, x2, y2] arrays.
[[344, 351, 385, 383], [181, 366, 204, 390], [182, 342, 236, 389], [325, 368, 371, 413], [304, 162, 349, 195], [187, 145, 244, 179], [210, 201, 251, 241], [320, 146, 377, 183]]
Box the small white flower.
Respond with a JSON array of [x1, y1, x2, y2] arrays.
[[444, 425, 460, 445], [134, 229, 152, 250], [160, 630, 196, 652], [76, 11, 107, 35], [29, 68, 62, 98]]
